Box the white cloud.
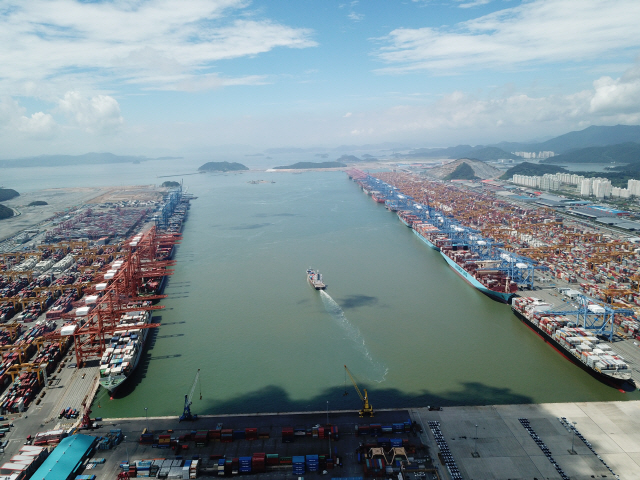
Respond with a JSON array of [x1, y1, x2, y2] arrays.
[[348, 12, 364, 21], [0, 97, 57, 138], [334, 62, 640, 143], [343, 112, 352, 118], [16, 112, 57, 136], [0, 0, 317, 94], [375, 0, 640, 74], [173, 74, 268, 92], [457, 0, 492, 8], [58, 92, 124, 133], [590, 65, 640, 115]]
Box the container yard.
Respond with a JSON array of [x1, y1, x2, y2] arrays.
[[347, 169, 640, 391], [0, 184, 193, 479]]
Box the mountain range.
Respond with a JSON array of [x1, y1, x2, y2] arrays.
[[0, 152, 181, 168]]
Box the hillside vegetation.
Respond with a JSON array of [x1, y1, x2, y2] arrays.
[[540, 142, 640, 164], [0, 188, 19, 202], [161, 181, 181, 187], [198, 161, 248, 172], [0, 204, 13, 219], [444, 162, 478, 180]]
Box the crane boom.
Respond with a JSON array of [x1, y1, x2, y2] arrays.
[[187, 369, 201, 404], [179, 368, 200, 422], [344, 365, 374, 417]]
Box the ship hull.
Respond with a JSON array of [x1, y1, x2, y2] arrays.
[[306, 269, 326, 290], [440, 251, 514, 303], [512, 308, 632, 390], [99, 319, 150, 394], [412, 229, 440, 251]]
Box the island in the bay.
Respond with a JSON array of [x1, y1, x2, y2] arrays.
[[273, 161, 346, 170], [198, 161, 249, 172]]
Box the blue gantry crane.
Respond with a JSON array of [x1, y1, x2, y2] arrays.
[[359, 173, 544, 290], [156, 186, 183, 230], [179, 369, 201, 422], [541, 295, 634, 341]]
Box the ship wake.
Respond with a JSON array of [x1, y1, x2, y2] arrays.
[[320, 290, 388, 382]]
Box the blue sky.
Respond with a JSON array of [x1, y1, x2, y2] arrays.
[[1, 0, 640, 158]]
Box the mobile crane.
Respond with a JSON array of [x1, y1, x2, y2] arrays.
[[344, 365, 374, 417], [179, 369, 201, 422]]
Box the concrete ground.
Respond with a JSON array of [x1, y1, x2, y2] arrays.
[[413, 401, 640, 480], [0, 187, 110, 245]]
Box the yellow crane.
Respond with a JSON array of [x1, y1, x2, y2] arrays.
[[344, 365, 373, 417]]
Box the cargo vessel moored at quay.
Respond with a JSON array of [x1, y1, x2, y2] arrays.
[[347, 169, 525, 303], [512, 297, 633, 389]]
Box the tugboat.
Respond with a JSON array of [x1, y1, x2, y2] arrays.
[[306, 268, 326, 290]]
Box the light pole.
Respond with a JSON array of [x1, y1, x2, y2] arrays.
[[327, 401, 331, 459], [124, 435, 129, 465], [474, 424, 478, 456], [571, 422, 577, 454], [145, 407, 148, 432]]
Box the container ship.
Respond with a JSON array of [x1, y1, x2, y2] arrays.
[[411, 221, 517, 303], [99, 309, 151, 394], [347, 170, 522, 303], [512, 297, 632, 388], [306, 269, 326, 290]]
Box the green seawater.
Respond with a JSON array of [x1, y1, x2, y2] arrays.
[[86, 171, 637, 418]]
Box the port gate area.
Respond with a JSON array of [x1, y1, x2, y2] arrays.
[[413, 401, 640, 480], [86, 410, 440, 479]]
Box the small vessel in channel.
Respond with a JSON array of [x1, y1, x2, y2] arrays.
[[306, 268, 326, 290]]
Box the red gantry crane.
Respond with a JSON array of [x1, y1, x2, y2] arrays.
[[44, 226, 181, 368]]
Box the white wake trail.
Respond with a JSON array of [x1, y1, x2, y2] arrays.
[[319, 290, 388, 382]]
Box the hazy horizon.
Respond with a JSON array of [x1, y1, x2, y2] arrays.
[[1, 0, 639, 159]]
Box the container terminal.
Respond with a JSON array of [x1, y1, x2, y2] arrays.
[[347, 169, 640, 392], [0, 179, 639, 479]]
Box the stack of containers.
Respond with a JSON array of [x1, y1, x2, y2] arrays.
[[157, 434, 171, 448], [281, 427, 294, 443], [194, 431, 207, 447], [135, 460, 152, 477], [217, 458, 225, 476], [0, 372, 40, 414], [266, 454, 279, 468], [189, 459, 198, 479], [251, 453, 265, 473], [306, 454, 319, 472], [239, 457, 251, 474], [364, 457, 386, 476], [221, 429, 233, 443], [181, 460, 192, 479], [292, 456, 305, 476], [244, 428, 257, 440]]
